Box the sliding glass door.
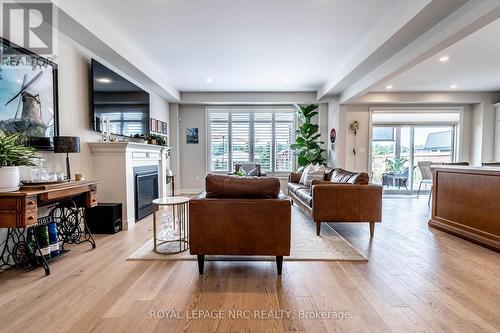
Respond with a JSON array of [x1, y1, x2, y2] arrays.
[[371, 125, 455, 193]]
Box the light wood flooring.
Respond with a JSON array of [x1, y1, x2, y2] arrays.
[[0, 197, 499, 333]]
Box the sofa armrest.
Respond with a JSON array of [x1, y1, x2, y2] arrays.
[[311, 183, 382, 223], [288, 172, 302, 183]]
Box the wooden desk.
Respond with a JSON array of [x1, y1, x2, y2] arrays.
[[429, 166, 500, 252], [0, 181, 98, 275], [0, 181, 97, 228]]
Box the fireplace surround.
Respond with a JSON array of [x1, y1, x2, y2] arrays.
[[89, 142, 168, 229]]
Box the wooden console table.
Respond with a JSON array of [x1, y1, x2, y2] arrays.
[[429, 166, 500, 252], [0, 181, 98, 275]]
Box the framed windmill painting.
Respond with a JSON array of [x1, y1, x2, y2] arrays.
[[0, 37, 59, 150]]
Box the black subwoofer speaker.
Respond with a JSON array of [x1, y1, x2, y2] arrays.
[[86, 203, 122, 234]]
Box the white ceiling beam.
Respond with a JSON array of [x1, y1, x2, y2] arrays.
[[180, 92, 317, 105], [337, 0, 500, 104], [54, 5, 181, 102], [317, 0, 467, 101]]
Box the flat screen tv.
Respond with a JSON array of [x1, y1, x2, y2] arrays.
[[91, 59, 149, 136], [0, 37, 59, 150]]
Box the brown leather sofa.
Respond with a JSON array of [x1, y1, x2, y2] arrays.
[[189, 175, 291, 275], [288, 168, 382, 236]]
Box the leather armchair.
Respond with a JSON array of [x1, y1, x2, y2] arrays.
[[189, 175, 291, 275]]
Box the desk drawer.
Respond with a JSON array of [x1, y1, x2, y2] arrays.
[[24, 211, 37, 227], [0, 209, 37, 228], [24, 196, 37, 212]]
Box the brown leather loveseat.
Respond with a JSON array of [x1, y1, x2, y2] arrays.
[[288, 168, 382, 236], [189, 175, 291, 275]]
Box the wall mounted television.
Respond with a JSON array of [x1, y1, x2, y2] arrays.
[[91, 59, 150, 137], [0, 37, 59, 150]]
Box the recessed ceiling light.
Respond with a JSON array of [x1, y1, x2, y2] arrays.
[[96, 78, 112, 84], [282, 78, 289, 83], [450, 84, 458, 89], [439, 56, 450, 62], [205, 77, 213, 83], [386, 85, 393, 90]]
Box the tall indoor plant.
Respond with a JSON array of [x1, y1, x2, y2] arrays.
[[290, 104, 326, 170], [0, 131, 36, 192]]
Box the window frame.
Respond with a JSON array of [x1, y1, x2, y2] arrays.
[[205, 106, 296, 175]]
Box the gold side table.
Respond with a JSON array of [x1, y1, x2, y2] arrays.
[[152, 196, 190, 254]]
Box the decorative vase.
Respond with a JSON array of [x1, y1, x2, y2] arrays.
[[0, 166, 21, 192]]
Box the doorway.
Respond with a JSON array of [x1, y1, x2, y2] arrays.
[[371, 125, 455, 194]]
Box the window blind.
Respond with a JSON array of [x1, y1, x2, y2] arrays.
[[208, 109, 295, 173]]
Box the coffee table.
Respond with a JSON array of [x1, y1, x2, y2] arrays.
[[152, 196, 190, 254]]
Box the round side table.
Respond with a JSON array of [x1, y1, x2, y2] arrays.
[[152, 196, 190, 254]]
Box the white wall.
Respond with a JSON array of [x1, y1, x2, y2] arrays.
[[495, 103, 500, 161], [325, 91, 500, 173], [178, 105, 206, 192], [40, 32, 171, 179], [171, 100, 327, 193]]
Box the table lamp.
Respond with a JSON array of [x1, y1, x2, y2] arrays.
[[53, 136, 80, 181]]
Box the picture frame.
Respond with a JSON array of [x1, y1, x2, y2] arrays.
[[0, 37, 59, 150], [150, 118, 157, 132], [186, 128, 199, 144], [162, 122, 168, 135]]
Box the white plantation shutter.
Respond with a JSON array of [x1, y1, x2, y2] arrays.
[[209, 112, 229, 171], [208, 108, 294, 172], [275, 122, 293, 172], [254, 122, 272, 171], [231, 118, 250, 165]]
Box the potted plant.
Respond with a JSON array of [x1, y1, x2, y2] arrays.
[[290, 104, 326, 171], [0, 131, 36, 192]]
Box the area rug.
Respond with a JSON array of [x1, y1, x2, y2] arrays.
[[127, 207, 367, 261]]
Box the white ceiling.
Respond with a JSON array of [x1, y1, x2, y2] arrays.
[[57, 0, 429, 92], [373, 17, 500, 92]]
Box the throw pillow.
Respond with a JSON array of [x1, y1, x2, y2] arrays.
[[299, 164, 315, 184], [304, 169, 325, 186], [247, 167, 260, 177]]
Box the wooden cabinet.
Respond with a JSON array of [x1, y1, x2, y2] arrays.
[[429, 166, 500, 251]]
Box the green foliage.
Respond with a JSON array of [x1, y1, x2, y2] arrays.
[[384, 157, 408, 173], [235, 169, 246, 177], [0, 131, 36, 167], [290, 104, 326, 170]]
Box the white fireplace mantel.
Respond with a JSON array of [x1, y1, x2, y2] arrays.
[[89, 142, 167, 229]]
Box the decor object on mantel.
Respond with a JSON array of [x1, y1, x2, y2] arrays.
[[53, 136, 80, 181], [290, 104, 326, 170], [0, 131, 36, 192]]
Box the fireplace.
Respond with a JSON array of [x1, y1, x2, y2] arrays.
[[134, 165, 159, 222]]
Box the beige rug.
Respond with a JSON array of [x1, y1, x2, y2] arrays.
[[127, 207, 367, 261]]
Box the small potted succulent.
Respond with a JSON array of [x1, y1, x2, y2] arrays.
[[0, 131, 36, 192]]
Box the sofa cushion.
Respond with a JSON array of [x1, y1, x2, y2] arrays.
[[295, 189, 312, 207], [330, 168, 369, 184], [288, 182, 309, 194], [299, 164, 314, 184], [304, 169, 325, 186], [247, 167, 260, 177], [205, 174, 280, 199]]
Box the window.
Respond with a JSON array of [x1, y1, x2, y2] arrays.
[[208, 108, 295, 173]]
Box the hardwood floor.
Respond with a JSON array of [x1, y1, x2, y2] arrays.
[[0, 197, 499, 332]]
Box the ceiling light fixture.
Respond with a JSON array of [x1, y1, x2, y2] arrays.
[[450, 84, 458, 89], [386, 85, 393, 90], [96, 78, 112, 84], [439, 56, 450, 62], [205, 77, 213, 83], [282, 78, 289, 83]]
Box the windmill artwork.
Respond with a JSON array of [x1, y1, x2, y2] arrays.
[[0, 38, 58, 147]]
